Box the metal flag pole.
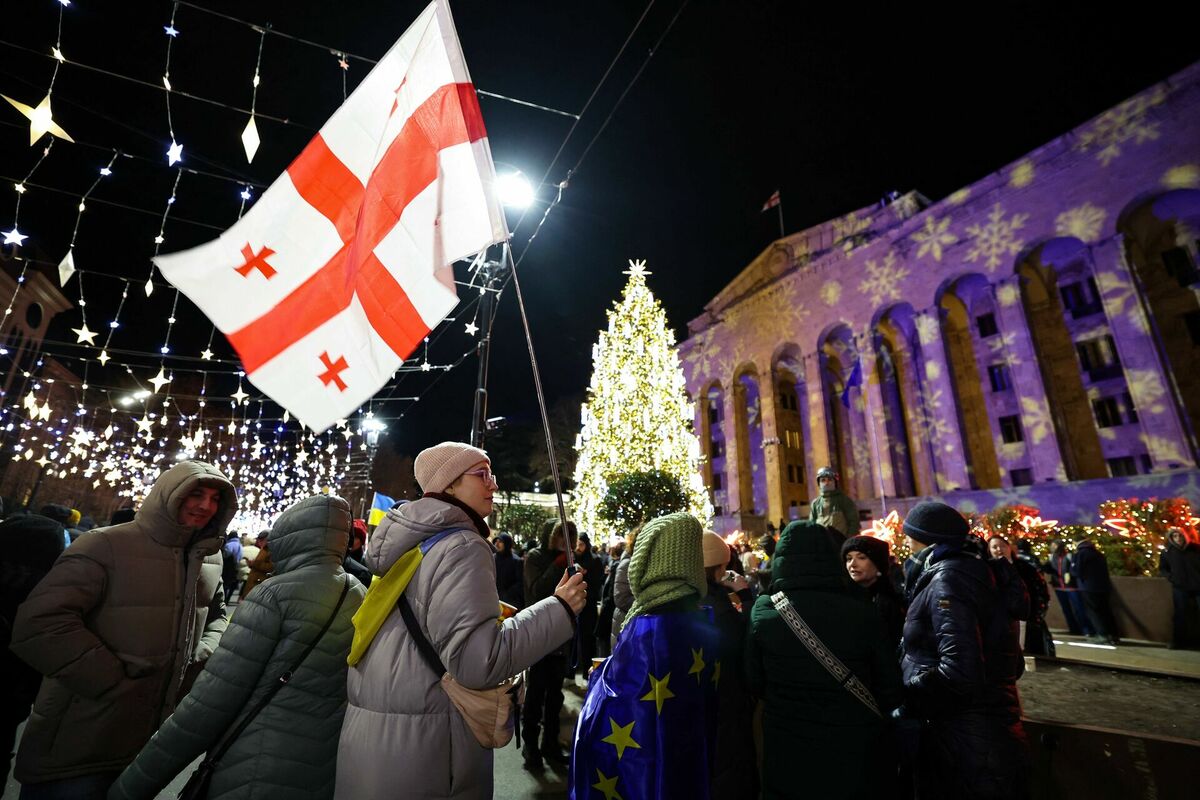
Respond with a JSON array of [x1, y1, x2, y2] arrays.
[[502, 242, 575, 573]]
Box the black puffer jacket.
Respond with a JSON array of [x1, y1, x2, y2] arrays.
[[902, 541, 1024, 717], [1072, 541, 1111, 592], [901, 540, 1029, 799], [494, 534, 524, 608]]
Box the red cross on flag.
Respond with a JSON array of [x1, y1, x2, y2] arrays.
[[154, 0, 506, 432]]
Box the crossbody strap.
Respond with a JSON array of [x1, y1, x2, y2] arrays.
[[206, 576, 351, 764], [770, 591, 881, 718], [395, 528, 469, 677]]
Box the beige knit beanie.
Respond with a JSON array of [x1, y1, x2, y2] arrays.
[[414, 442, 489, 494], [702, 530, 731, 569]]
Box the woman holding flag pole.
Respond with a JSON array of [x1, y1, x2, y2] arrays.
[[335, 442, 586, 799]]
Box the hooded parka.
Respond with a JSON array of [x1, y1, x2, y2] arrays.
[[745, 522, 903, 800], [335, 496, 575, 799], [9, 460, 236, 784], [108, 494, 365, 800]]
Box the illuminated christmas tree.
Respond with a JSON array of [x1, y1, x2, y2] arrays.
[[573, 260, 713, 539]]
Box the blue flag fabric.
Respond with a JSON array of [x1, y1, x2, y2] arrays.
[[569, 609, 719, 800], [840, 360, 863, 408], [367, 492, 395, 526]]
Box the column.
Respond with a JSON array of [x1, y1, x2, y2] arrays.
[[722, 382, 750, 516], [757, 364, 785, 524], [697, 391, 713, 489], [1092, 236, 1196, 469], [990, 276, 1068, 482], [912, 309, 971, 491], [857, 333, 898, 500], [803, 353, 831, 499]]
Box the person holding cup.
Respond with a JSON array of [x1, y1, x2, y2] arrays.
[[700, 531, 758, 798]]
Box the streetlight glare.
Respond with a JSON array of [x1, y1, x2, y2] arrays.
[[497, 172, 533, 209]]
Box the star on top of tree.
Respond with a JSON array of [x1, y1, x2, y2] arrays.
[[623, 258, 651, 277]]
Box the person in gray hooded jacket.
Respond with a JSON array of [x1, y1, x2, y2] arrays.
[[107, 494, 366, 800], [335, 442, 586, 800]]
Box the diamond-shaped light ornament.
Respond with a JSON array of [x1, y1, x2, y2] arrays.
[[241, 115, 260, 163], [57, 248, 76, 286]]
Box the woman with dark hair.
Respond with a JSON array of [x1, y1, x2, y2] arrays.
[[841, 534, 906, 653]]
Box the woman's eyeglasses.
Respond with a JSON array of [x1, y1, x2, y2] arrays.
[[463, 467, 498, 487]]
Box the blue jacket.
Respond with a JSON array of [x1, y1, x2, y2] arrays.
[[901, 540, 1024, 719]]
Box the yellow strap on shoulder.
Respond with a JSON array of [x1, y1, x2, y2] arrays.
[[347, 546, 423, 666]]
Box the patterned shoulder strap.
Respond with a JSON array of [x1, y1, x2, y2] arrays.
[[770, 591, 881, 718]]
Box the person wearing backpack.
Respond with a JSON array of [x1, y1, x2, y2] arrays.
[[335, 442, 587, 799], [107, 494, 366, 799]]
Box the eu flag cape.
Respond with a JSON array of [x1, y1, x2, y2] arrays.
[[570, 609, 719, 800]]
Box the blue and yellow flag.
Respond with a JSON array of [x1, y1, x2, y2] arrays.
[[570, 610, 719, 800], [367, 492, 395, 527]]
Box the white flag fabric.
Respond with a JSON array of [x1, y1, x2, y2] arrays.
[[155, 0, 506, 432]]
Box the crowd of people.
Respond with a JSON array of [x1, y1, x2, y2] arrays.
[[0, 449, 1196, 799]]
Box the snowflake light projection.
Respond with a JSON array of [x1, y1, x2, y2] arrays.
[[1076, 87, 1167, 166], [1054, 202, 1108, 243], [963, 203, 1029, 272], [820, 280, 843, 307], [857, 249, 910, 305], [912, 215, 958, 262]]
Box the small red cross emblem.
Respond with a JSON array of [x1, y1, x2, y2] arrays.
[[318, 351, 349, 392], [235, 244, 277, 279]]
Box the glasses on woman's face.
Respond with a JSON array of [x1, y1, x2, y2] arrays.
[[463, 467, 498, 488]]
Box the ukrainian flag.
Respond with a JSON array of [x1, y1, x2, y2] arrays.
[[367, 492, 395, 527]]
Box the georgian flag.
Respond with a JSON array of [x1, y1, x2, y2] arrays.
[[154, 0, 506, 432]]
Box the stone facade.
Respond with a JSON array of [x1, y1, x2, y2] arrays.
[[681, 62, 1200, 533]]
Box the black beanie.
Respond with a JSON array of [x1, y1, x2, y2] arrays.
[[903, 501, 968, 545], [841, 535, 890, 576]]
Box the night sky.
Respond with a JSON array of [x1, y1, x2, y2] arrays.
[[3, 1, 1199, 460]]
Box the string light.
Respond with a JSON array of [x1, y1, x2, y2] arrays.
[[241, 28, 267, 162], [163, 2, 182, 164]]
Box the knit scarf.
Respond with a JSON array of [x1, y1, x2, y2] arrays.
[[624, 512, 706, 627]]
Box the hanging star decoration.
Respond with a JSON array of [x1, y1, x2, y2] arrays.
[[166, 140, 183, 165], [3, 227, 28, 246], [2, 94, 75, 145], [58, 249, 76, 286], [200, 347, 214, 360], [465, 320, 479, 336], [149, 368, 171, 393], [232, 385, 250, 404], [241, 116, 261, 162], [164, 24, 179, 37], [136, 415, 155, 435], [97, 350, 111, 366], [72, 322, 97, 345]]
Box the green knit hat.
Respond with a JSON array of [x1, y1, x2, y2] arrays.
[[624, 512, 706, 625]]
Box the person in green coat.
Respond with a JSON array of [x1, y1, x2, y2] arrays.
[[808, 466, 860, 538], [745, 521, 903, 799], [107, 494, 367, 800]]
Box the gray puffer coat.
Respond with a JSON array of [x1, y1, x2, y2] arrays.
[[108, 495, 365, 800], [335, 496, 575, 799]]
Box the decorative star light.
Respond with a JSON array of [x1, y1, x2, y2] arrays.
[[240, 187, 252, 201], [164, 24, 179, 37], [57, 248, 76, 285], [136, 415, 155, 435], [149, 368, 171, 393], [52, 47, 65, 62], [200, 348, 214, 360], [13, 183, 25, 194], [623, 258, 650, 277], [97, 350, 110, 366], [2, 93, 75, 145], [465, 321, 479, 336], [3, 227, 28, 246], [232, 385, 250, 404], [99, 165, 112, 176], [420, 361, 432, 372], [166, 140, 183, 165], [35, 454, 51, 468], [72, 323, 97, 345], [241, 116, 260, 162]]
